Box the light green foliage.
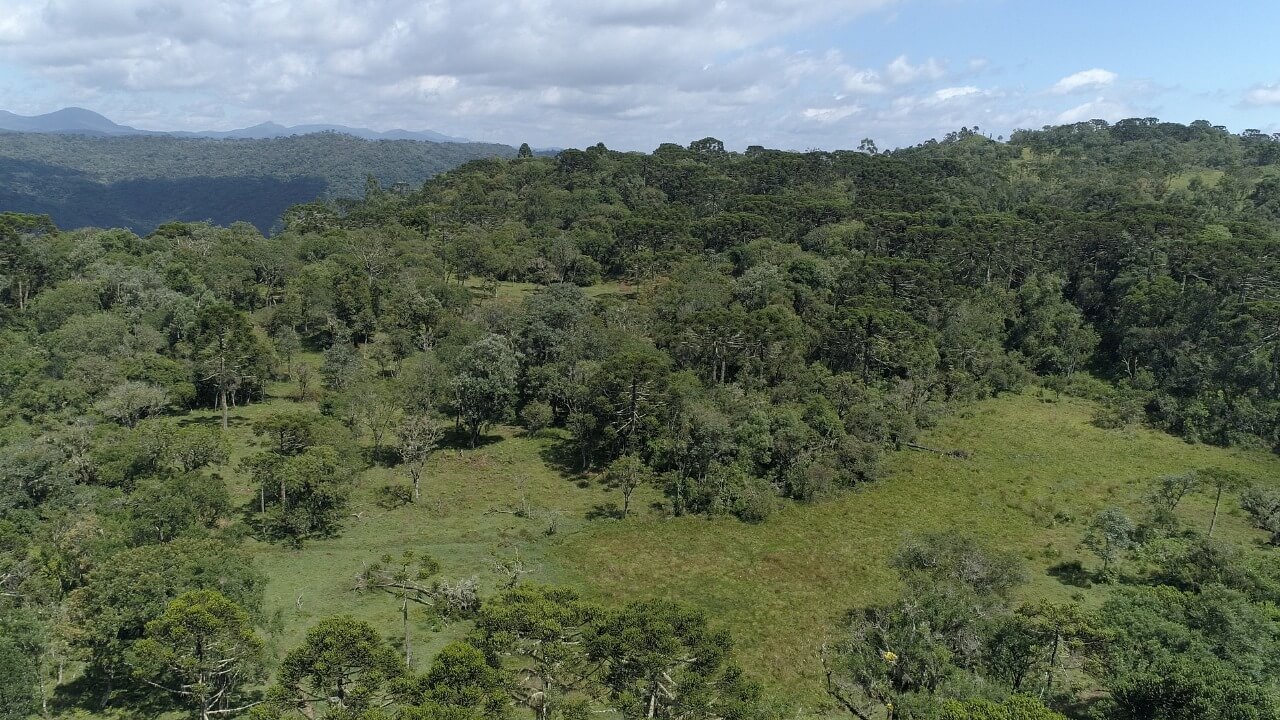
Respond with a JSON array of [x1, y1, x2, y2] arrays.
[[275, 616, 408, 716], [471, 585, 599, 720], [131, 589, 265, 719], [95, 380, 170, 427], [11, 119, 1280, 718], [1082, 507, 1136, 575], [587, 599, 764, 720]]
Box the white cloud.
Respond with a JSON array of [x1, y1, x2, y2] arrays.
[[1052, 68, 1118, 94], [885, 55, 945, 84], [1055, 97, 1132, 124], [802, 105, 862, 123], [1243, 83, 1280, 106], [933, 86, 981, 102], [0, 1, 1168, 150], [843, 69, 885, 94]]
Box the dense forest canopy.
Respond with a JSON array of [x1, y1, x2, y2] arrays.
[[4, 117, 1280, 719], [0, 131, 517, 232]]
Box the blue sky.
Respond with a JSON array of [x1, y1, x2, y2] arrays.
[[1, 0, 1278, 150]]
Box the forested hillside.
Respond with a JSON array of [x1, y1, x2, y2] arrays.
[[5, 118, 1280, 720], [0, 131, 517, 232]]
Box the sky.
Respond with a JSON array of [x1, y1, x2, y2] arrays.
[[2, 0, 1280, 151]]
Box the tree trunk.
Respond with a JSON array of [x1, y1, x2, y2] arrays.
[[403, 596, 412, 666], [1043, 631, 1061, 699], [1209, 486, 1223, 538], [219, 386, 229, 430]]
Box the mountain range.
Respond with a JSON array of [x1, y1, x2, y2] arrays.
[[0, 107, 473, 144]]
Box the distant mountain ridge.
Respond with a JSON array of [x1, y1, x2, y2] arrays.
[[0, 125, 517, 233], [0, 107, 473, 143]]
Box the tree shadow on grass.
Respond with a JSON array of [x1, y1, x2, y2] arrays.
[[175, 413, 252, 429], [51, 669, 191, 720], [1047, 559, 1094, 589], [438, 426, 503, 452], [586, 501, 623, 520], [537, 437, 588, 480]]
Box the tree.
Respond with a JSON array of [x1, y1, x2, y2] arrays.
[[1146, 471, 1199, 529], [588, 599, 761, 720], [1010, 601, 1098, 699], [251, 411, 322, 457], [398, 642, 509, 720], [583, 345, 671, 462], [451, 334, 520, 448], [131, 590, 265, 720], [0, 636, 39, 720], [1105, 654, 1278, 720], [275, 616, 407, 716], [244, 446, 356, 542], [1199, 467, 1245, 538], [399, 414, 444, 502], [64, 539, 264, 706], [96, 381, 170, 427], [349, 381, 403, 462], [193, 303, 269, 429], [518, 143, 534, 159], [126, 473, 232, 544], [353, 551, 478, 666], [321, 339, 360, 392], [471, 585, 599, 720], [167, 426, 231, 473], [1240, 485, 1280, 544], [1082, 507, 1135, 576], [603, 454, 653, 518], [1009, 275, 1098, 378]]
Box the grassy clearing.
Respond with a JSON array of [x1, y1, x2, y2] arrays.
[[1167, 168, 1225, 191], [547, 391, 1280, 711], [201, 382, 1280, 712]]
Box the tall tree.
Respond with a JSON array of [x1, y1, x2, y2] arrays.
[[1082, 508, 1136, 576], [192, 303, 269, 430], [275, 616, 407, 716], [399, 414, 444, 502], [131, 590, 265, 720], [451, 334, 520, 448]]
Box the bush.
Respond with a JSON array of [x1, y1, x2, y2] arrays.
[[520, 400, 553, 436]]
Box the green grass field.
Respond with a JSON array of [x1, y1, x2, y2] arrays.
[[198, 379, 1280, 715]]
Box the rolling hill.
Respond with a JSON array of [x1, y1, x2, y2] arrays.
[[0, 128, 516, 232]]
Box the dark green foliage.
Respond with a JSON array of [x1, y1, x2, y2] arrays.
[[274, 616, 408, 716], [0, 635, 39, 720], [0, 133, 516, 232], [130, 589, 266, 719], [397, 641, 510, 720], [587, 599, 764, 720], [471, 585, 599, 720], [63, 538, 264, 702]]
